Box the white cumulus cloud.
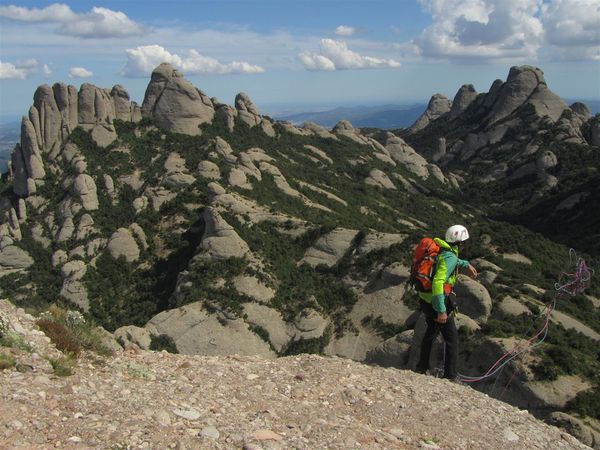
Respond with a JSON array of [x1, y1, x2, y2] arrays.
[[0, 58, 44, 79], [0, 3, 146, 38], [541, 0, 600, 60], [69, 67, 93, 78], [0, 3, 76, 22], [415, 0, 544, 61], [121, 44, 265, 78], [299, 39, 401, 71], [0, 61, 28, 79], [335, 25, 357, 36], [42, 64, 52, 78]]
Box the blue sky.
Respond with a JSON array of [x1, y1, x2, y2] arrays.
[[1, 0, 599, 119]]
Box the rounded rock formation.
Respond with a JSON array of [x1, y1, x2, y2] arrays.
[[141, 63, 215, 136]]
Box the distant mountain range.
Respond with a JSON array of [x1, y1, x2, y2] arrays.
[[274, 99, 600, 130], [274, 103, 427, 129]]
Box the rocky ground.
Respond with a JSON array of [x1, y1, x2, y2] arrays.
[[0, 300, 591, 450]]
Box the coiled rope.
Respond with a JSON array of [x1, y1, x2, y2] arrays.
[[457, 249, 593, 384]]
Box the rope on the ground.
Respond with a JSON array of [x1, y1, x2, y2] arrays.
[[457, 249, 593, 384]]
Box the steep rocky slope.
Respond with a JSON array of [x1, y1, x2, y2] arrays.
[[0, 299, 592, 450], [0, 63, 599, 446], [402, 65, 600, 252]]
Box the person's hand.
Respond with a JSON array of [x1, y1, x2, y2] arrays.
[[466, 264, 478, 280], [435, 312, 448, 323]]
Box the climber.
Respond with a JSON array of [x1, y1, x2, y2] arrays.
[[415, 225, 478, 381]]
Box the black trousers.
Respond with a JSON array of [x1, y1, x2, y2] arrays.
[[416, 299, 458, 379]]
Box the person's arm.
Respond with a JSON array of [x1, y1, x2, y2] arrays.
[[457, 257, 478, 279]]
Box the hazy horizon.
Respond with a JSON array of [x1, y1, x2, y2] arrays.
[[1, 1, 598, 119]]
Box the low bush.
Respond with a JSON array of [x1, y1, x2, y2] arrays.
[[38, 306, 115, 357], [150, 334, 178, 354], [0, 353, 16, 370], [0, 331, 32, 352], [567, 386, 600, 419], [282, 327, 332, 356], [49, 356, 76, 377], [361, 315, 407, 340], [36, 319, 81, 356], [249, 324, 271, 344]]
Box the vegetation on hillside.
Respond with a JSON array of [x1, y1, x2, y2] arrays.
[[1, 106, 598, 425]]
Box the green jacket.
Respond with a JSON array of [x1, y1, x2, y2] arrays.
[[418, 238, 470, 313]]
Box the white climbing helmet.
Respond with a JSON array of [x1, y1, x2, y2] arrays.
[[445, 224, 470, 244]]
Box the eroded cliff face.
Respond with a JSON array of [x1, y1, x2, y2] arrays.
[[11, 81, 142, 197], [403, 65, 598, 225]]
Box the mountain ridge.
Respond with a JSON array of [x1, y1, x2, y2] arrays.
[[0, 62, 599, 448], [275, 103, 426, 129]]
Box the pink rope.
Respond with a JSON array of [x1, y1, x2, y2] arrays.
[[458, 250, 592, 383]]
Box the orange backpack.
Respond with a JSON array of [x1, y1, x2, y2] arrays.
[[410, 237, 440, 292]]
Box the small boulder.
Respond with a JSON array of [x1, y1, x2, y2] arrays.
[[196, 208, 251, 261], [61, 260, 87, 281], [301, 228, 359, 268], [107, 228, 140, 262], [291, 308, 329, 341], [233, 275, 276, 304], [197, 160, 221, 180], [365, 169, 396, 190], [60, 280, 89, 311], [114, 325, 151, 350], [453, 276, 492, 324], [72, 174, 99, 210], [0, 245, 34, 275]]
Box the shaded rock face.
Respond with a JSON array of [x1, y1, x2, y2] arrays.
[[301, 228, 359, 268], [197, 208, 251, 261], [114, 325, 151, 350], [408, 94, 452, 133], [365, 169, 396, 189], [549, 412, 600, 449], [72, 174, 99, 210], [449, 84, 477, 119], [0, 244, 34, 276], [384, 134, 430, 179], [486, 66, 567, 125], [142, 63, 215, 136]]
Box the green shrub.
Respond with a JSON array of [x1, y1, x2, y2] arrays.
[[361, 315, 407, 340], [0, 353, 16, 370], [567, 387, 600, 419], [249, 324, 271, 344], [282, 327, 332, 356], [49, 356, 76, 376], [150, 334, 178, 354], [0, 331, 32, 352]]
